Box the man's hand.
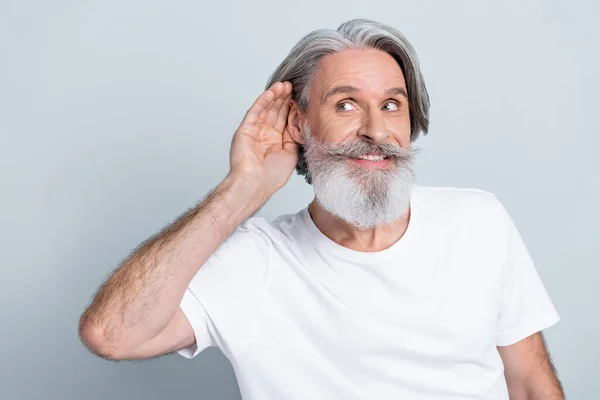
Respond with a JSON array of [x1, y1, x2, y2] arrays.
[[228, 81, 298, 202]]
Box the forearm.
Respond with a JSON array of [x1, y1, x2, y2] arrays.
[[79, 174, 266, 356]]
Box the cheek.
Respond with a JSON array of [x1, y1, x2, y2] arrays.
[[317, 115, 363, 143], [310, 111, 411, 145], [387, 116, 411, 144], [398, 128, 412, 146]]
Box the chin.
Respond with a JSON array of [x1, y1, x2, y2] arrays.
[[312, 165, 413, 230]]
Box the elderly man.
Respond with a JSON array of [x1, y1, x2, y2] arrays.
[[79, 19, 564, 399]]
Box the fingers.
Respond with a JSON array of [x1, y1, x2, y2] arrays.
[[264, 82, 292, 130], [274, 83, 292, 133], [241, 81, 292, 129], [241, 88, 275, 126]]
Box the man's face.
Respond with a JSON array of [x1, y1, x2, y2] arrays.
[[297, 48, 416, 229], [304, 48, 411, 155]]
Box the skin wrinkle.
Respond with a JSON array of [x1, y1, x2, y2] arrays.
[[321, 85, 408, 104]]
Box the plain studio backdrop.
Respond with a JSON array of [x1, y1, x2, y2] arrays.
[[1, 0, 598, 399]]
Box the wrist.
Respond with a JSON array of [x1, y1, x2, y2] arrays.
[[218, 173, 270, 217]]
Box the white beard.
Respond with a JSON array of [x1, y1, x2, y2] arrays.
[[302, 122, 415, 230]]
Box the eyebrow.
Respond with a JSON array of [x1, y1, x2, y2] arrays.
[[321, 85, 408, 103]]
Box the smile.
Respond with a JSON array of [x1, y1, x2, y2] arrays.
[[348, 155, 392, 168], [356, 154, 387, 161]]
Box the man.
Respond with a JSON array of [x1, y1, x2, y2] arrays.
[[79, 19, 564, 399]]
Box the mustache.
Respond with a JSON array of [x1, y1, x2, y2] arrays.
[[311, 140, 420, 163]]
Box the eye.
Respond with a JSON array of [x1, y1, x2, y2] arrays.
[[382, 101, 400, 111], [336, 101, 356, 111]]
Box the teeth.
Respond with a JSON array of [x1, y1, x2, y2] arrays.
[[357, 155, 386, 161]]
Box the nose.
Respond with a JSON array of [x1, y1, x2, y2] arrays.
[[358, 108, 390, 144]]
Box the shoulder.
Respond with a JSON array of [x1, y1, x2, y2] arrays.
[[414, 185, 499, 207], [208, 216, 292, 261], [237, 209, 307, 246], [414, 185, 504, 213], [413, 185, 510, 230]]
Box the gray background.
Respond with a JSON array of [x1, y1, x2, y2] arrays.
[[1, 0, 598, 399]]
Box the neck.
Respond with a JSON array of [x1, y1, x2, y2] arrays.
[[307, 198, 411, 252]]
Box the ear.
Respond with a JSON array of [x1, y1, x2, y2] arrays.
[[286, 100, 305, 145]]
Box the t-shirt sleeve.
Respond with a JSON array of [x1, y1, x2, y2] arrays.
[[177, 287, 217, 358], [176, 221, 270, 359], [495, 200, 560, 346]]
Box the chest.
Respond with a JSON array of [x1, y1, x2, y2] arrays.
[[240, 247, 503, 380]]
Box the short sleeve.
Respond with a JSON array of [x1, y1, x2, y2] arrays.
[[495, 202, 560, 346], [177, 288, 217, 358], [176, 221, 271, 359]]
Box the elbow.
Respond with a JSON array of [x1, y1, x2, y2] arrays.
[[78, 315, 118, 360]]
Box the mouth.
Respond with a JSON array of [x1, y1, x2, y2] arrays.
[[348, 154, 392, 168]]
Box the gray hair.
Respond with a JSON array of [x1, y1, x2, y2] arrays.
[[265, 19, 430, 181]]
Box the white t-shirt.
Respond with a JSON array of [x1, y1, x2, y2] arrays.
[[177, 186, 560, 400]]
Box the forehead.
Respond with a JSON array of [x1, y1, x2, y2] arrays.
[[310, 48, 407, 97]]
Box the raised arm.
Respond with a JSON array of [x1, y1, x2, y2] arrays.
[[78, 81, 297, 360]]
